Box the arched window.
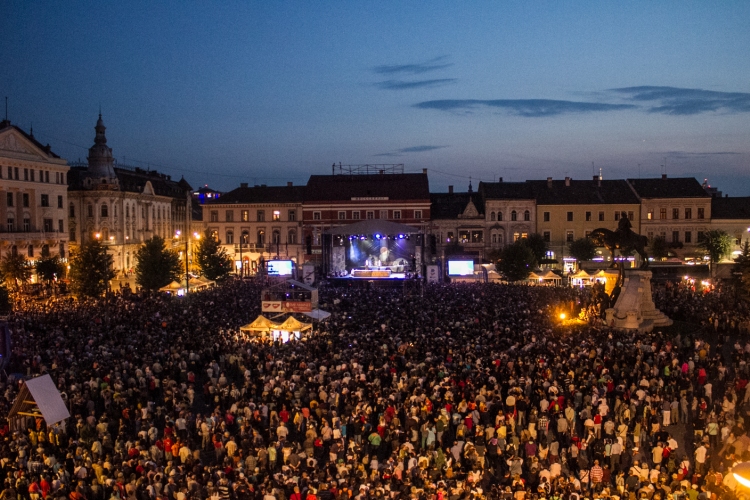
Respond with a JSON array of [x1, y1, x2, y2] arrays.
[[28, 245, 34, 258], [498, 212, 503, 221], [41, 244, 49, 256], [101, 227, 109, 240], [126, 205, 130, 218], [225, 230, 234, 244], [524, 210, 530, 221], [272, 230, 281, 244], [11, 245, 17, 256], [492, 234, 497, 243], [288, 229, 297, 244], [511, 210, 517, 221], [257, 229, 265, 246], [241, 231, 250, 244], [87, 204, 94, 217], [101, 204, 108, 217], [490, 212, 496, 221]]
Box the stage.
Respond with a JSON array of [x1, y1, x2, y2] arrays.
[[328, 274, 420, 288]]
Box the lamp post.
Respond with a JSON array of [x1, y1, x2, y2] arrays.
[[176, 230, 189, 294]]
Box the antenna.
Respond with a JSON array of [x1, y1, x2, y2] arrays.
[[599, 167, 602, 180]]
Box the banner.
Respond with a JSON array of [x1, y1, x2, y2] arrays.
[[426, 265, 439, 283], [283, 301, 312, 313], [262, 301, 283, 312]]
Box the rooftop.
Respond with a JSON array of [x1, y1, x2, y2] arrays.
[[305, 173, 430, 202], [626, 176, 710, 199], [711, 196, 750, 220], [527, 178, 640, 205]]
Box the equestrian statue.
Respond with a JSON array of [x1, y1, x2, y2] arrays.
[[589, 215, 649, 269]]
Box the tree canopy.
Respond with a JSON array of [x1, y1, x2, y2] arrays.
[[497, 240, 535, 282], [36, 248, 66, 284], [195, 230, 233, 280], [567, 237, 597, 263], [0, 253, 32, 290], [135, 236, 183, 291], [698, 230, 733, 267], [69, 240, 116, 298]]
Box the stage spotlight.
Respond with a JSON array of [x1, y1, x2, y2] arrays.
[[375, 233, 381, 239], [360, 235, 366, 240], [399, 234, 404, 239]]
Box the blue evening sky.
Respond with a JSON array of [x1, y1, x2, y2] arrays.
[[2, 1, 749, 194]]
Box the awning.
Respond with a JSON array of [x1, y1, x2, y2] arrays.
[[240, 315, 279, 332], [278, 316, 313, 332], [8, 374, 70, 427], [301, 309, 331, 321]]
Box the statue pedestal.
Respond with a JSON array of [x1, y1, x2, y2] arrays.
[[604, 270, 672, 332]]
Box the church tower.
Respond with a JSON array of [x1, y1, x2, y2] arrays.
[[85, 114, 119, 188]]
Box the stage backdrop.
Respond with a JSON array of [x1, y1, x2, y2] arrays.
[[332, 247, 346, 273], [346, 238, 415, 271]]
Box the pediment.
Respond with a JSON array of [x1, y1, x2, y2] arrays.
[[142, 181, 155, 196], [459, 199, 481, 218], [0, 128, 54, 160]]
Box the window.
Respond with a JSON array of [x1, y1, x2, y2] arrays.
[[225, 210, 233, 222], [28, 245, 33, 258], [6, 167, 10, 179], [585, 211, 591, 222], [101, 204, 108, 217], [88, 204, 94, 217], [210, 210, 218, 222], [338, 211, 346, 220], [23, 193, 29, 208], [446, 231, 454, 242], [257, 210, 265, 222], [288, 210, 296, 222], [684, 231, 691, 243], [628, 211, 634, 221], [45, 171, 49, 183], [672, 208, 679, 220], [70, 229, 76, 242], [566, 231, 574, 242], [660, 208, 667, 220], [313, 211, 321, 220], [543, 212, 550, 222], [6, 218, 13, 231], [225, 231, 234, 244], [40, 194, 49, 207], [69, 205, 75, 217], [393, 210, 401, 220], [273, 210, 280, 221], [257, 229, 265, 246], [57, 195, 63, 209], [272, 230, 281, 244], [30, 170, 34, 182], [524, 210, 530, 221], [490, 212, 495, 221], [672, 231, 679, 243], [566, 212, 573, 222], [513, 232, 520, 242], [23, 168, 28, 181], [241, 231, 249, 244], [55, 172, 59, 183], [288, 229, 297, 244], [58, 219, 63, 233], [511, 210, 517, 221], [366, 211, 374, 219], [599, 211, 605, 222], [241, 210, 249, 222], [697, 207, 705, 219], [23, 218, 30, 231], [414, 210, 422, 219], [497, 211, 503, 221], [14, 167, 19, 180], [697, 231, 705, 242], [59, 243, 65, 258], [380, 210, 388, 219], [685, 208, 692, 219], [543, 231, 550, 242], [43, 218, 53, 232], [352, 211, 360, 220], [614, 212, 620, 221], [647, 210, 653, 220]]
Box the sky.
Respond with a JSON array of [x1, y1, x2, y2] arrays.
[[2, 1, 750, 194]]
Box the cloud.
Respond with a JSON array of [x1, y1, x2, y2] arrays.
[[375, 78, 457, 90], [650, 150, 742, 157], [610, 86, 750, 115], [374, 145, 448, 157], [414, 99, 636, 117], [373, 57, 452, 75]]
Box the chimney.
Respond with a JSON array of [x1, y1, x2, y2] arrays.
[[661, 174, 667, 180], [287, 181, 293, 187], [240, 182, 248, 188], [547, 177, 553, 188], [498, 177, 503, 183], [422, 168, 427, 174], [448, 185, 453, 194], [565, 177, 571, 187]]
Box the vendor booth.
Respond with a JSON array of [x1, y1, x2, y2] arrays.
[[540, 270, 563, 286], [570, 269, 592, 287], [240, 315, 312, 343]]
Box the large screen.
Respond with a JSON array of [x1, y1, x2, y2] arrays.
[[267, 260, 294, 276], [448, 260, 474, 276], [345, 237, 414, 271]]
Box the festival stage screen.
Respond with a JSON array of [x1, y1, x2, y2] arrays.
[[345, 236, 414, 272], [267, 260, 294, 276], [448, 260, 475, 276]]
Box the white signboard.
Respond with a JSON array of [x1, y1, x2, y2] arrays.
[[426, 265, 439, 283]]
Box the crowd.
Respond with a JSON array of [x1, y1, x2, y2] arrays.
[[0, 276, 749, 500]]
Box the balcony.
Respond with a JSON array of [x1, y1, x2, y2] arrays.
[[0, 229, 63, 245]]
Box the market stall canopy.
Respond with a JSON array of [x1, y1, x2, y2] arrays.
[[278, 316, 312, 332], [301, 309, 331, 321], [541, 270, 562, 281], [159, 281, 182, 292], [527, 272, 542, 281], [8, 374, 69, 427], [240, 315, 278, 332], [325, 219, 420, 236], [571, 270, 591, 279]]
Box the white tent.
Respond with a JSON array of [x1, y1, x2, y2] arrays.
[[301, 309, 331, 321], [8, 374, 69, 430]]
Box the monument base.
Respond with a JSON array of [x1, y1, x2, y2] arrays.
[[605, 270, 672, 332]]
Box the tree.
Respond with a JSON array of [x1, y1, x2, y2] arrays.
[[36, 248, 66, 284], [497, 240, 535, 282], [69, 240, 116, 298], [733, 241, 750, 300], [698, 230, 733, 273], [0, 253, 32, 290], [0, 286, 11, 315], [135, 236, 182, 291], [649, 236, 670, 260], [195, 230, 233, 280], [520, 233, 548, 266], [567, 238, 597, 263]]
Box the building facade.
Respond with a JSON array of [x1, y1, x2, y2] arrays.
[[710, 196, 750, 258], [0, 120, 69, 264], [67, 115, 191, 274], [203, 182, 305, 275]]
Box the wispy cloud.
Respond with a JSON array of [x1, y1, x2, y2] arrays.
[[375, 78, 457, 90], [373, 56, 452, 75], [374, 145, 448, 157], [610, 86, 750, 115], [414, 99, 636, 117], [649, 150, 742, 158]]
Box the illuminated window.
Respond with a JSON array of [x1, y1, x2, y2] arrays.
[[241, 210, 249, 222], [647, 210, 653, 220], [273, 210, 281, 221]]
